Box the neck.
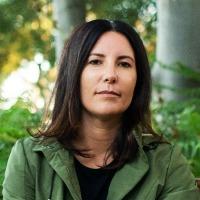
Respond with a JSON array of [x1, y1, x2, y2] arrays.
[[74, 111, 122, 168]]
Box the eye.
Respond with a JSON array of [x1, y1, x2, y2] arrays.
[[88, 59, 102, 65], [118, 61, 132, 68]]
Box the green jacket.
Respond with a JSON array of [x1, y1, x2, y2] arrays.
[[2, 135, 200, 200]]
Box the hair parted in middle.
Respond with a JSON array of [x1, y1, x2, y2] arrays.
[[38, 19, 159, 168]]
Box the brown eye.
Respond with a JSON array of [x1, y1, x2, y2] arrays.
[[88, 59, 102, 65], [118, 62, 131, 68]]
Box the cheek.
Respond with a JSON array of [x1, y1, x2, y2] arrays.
[[123, 74, 137, 105], [80, 69, 98, 101], [124, 72, 137, 94]]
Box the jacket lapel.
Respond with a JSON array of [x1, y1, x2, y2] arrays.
[[107, 147, 149, 200], [33, 137, 82, 200], [107, 132, 149, 200], [32, 132, 150, 200]]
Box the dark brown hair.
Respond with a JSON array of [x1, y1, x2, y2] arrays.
[[37, 19, 158, 168]]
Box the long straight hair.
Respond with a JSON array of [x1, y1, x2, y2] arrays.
[[36, 19, 159, 168]]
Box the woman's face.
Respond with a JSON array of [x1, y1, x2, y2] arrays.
[[80, 31, 137, 119]]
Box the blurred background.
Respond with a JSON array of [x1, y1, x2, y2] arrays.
[[0, 0, 200, 195]]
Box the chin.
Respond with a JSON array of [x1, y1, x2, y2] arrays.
[[93, 108, 125, 119], [82, 103, 130, 119]]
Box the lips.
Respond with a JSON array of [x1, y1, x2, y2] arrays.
[[95, 90, 121, 96]]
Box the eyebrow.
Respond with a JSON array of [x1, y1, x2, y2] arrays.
[[118, 55, 135, 63], [89, 53, 105, 57], [89, 53, 135, 63]]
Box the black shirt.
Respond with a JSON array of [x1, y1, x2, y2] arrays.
[[75, 159, 116, 200]]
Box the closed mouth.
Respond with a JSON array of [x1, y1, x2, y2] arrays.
[[96, 90, 121, 96]]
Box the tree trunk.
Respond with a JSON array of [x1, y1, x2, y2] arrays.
[[52, 0, 86, 62], [154, 0, 200, 100]]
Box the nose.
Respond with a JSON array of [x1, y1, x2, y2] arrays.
[[103, 64, 118, 84], [104, 75, 117, 84]]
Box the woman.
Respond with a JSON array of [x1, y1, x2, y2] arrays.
[[3, 19, 200, 200]]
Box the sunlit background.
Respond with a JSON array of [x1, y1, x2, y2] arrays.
[[0, 0, 200, 194]]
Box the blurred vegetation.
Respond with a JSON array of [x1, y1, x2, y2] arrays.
[[0, 0, 199, 198], [0, 98, 42, 196], [153, 100, 200, 175], [152, 64, 200, 176], [0, 0, 55, 79], [0, 98, 42, 142], [0, 0, 156, 79]]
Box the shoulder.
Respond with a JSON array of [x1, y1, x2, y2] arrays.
[[4, 137, 44, 173], [5, 136, 61, 170], [142, 134, 182, 162], [13, 136, 60, 152], [142, 135, 190, 176], [12, 136, 40, 152], [3, 136, 61, 199], [142, 135, 199, 197], [6, 137, 38, 165], [8, 137, 42, 162], [2, 137, 39, 199]]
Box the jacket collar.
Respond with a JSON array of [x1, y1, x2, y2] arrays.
[[32, 137, 82, 200], [32, 132, 151, 200], [107, 131, 149, 200]]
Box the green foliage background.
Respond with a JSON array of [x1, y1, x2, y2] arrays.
[[0, 0, 55, 78], [152, 63, 200, 176], [0, 0, 200, 198], [0, 99, 42, 197]]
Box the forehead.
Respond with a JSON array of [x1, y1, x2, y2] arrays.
[[90, 31, 135, 57]]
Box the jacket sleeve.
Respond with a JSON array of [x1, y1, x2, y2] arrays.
[[158, 145, 200, 200], [2, 139, 35, 200]]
